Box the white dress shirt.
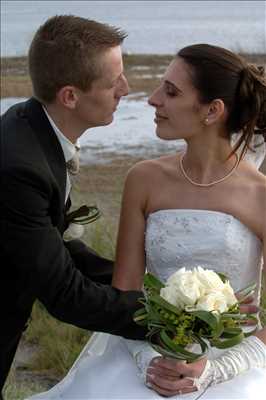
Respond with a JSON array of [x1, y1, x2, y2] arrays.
[[42, 106, 80, 202]]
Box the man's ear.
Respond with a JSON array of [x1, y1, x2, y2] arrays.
[[56, 86, 78, 109], [204, 99, 225, 126]]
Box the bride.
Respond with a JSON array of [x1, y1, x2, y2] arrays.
[[27, 44, 266, 399]]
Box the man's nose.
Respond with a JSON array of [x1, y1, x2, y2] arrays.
[[118, 74, 129, 97]]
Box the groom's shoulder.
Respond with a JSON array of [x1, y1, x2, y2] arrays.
[[1, 98, 28, 122]]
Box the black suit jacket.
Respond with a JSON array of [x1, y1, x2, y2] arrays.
[[0, 98, 146, 389]]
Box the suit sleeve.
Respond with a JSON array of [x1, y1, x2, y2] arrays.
[[2, 163, 146, 339]]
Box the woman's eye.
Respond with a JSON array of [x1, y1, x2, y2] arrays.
[[166, 89, 177, 97], [164, 83, 178, 97]]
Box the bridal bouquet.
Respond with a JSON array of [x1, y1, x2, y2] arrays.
[[134, 267, 258, 362]]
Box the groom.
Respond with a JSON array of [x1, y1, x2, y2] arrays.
[[0, 15, 147, 394]]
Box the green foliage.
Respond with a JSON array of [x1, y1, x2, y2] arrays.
[[135, 272, 260, 361]]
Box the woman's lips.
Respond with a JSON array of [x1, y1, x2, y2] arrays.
[[154, 113, 168, 123]]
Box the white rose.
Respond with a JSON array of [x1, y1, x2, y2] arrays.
[[194, 266, 225, 292], [160, 268, 202, 309], [196, 291, 228, 313], [160, 286, 181, 308], [222, 281, 238, 307]]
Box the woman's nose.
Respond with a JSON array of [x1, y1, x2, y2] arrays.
[[148, 86, 161, 107]]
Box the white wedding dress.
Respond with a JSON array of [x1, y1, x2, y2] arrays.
[[28, 209, 266, 400]]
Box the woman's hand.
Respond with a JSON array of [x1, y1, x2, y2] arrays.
[[147, 333, 266, 396], [146, 356, 207, 397], [237, 293, 259, 324]]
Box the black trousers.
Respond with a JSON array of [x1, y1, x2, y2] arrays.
[[0, 330, 22, 393]]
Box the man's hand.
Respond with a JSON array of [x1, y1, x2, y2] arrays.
[[146, 357, 207, 397]]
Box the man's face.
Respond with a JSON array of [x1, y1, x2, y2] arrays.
[[74, 46, 129, 130]]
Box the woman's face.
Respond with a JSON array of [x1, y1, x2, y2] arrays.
[[148, 57, 207, 141]]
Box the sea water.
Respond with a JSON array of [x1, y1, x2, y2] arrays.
[[1, 0, 265, 57]]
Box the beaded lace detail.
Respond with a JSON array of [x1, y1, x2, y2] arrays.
[[145, 209, 263, 305]]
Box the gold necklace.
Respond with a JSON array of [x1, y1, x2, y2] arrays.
[[179, 152, 239, 187]]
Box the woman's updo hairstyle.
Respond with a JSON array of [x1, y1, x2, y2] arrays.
[[177, 44, 266, 159]]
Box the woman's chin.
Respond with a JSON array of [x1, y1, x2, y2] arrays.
[[156, 129, 180, 141]]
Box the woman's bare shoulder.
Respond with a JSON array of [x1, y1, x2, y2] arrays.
[[240, 160, 266, 216], [127, 153, 179, 178], [239, 159, 266, 182]]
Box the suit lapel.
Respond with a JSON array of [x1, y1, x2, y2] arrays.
[[23, 98, 67, 205]]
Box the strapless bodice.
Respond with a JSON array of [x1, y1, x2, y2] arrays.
[[145, 209, 263, 305]]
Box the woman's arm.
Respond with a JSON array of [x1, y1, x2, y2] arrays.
[[112, 161, 164, 380], [112, 162, 150, 290]]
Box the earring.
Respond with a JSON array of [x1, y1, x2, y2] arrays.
[[205, 118, 209, 124]]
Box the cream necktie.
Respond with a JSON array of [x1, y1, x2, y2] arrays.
[[66, 146, 80, 175]]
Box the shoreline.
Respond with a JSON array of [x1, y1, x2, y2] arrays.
[[1, 52, 265, 99]]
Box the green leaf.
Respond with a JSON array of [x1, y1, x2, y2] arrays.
[[134, 315, 148, 324], [236, 282, 257, 303], [217, 272, 229, 283], [143, 273, 165, 291], [190, 310, 220, 332], [221, 313, 243, 319], [192, 334, 209, 353], [221, 327, 242, 338], [151, 343, 189, 360], [133, 307, 147, 319], [210, 332, 244, 348], [244, 327, 258, 337], [148, 294, 180, 315], [158, 330, 207, 361]]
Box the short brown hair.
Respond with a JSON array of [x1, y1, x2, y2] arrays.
[[178, 44, 266, 159], [28, 15, 127, 103]]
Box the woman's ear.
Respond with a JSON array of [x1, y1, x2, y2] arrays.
[[204, 99, 225, 125], [56, 86, 78, 109]]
